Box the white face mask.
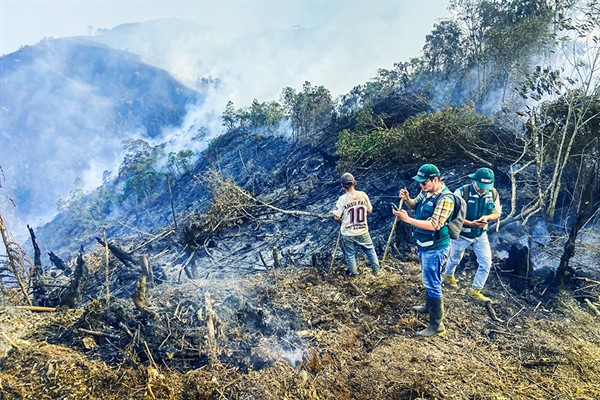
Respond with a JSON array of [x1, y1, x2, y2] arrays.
[[473, 181, 488, 194]]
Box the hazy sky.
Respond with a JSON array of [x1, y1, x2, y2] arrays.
[[1, 0, 451, 57]]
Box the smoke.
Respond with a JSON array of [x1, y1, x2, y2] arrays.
[[88, 13, 442, 168], [0, 40, 194, 241], [1, 4, 452, 241]]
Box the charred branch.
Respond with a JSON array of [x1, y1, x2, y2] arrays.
[[60, 247, 89, 308], [95, 236, 138, 270], [258, 251, 268, 269], [48, 251, 71, 276], [285, 250, 298, 268]]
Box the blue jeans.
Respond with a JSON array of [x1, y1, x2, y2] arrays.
[[342, 233, 379, 275], [418, 247, 449, 299], [445, 232, 492, 290]]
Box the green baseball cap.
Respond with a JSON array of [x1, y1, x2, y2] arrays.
[[468, 167, 495, 190], [412, 164, 440, 182]]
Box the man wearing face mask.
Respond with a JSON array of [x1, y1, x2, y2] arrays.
[[443, 168, 502, 303]]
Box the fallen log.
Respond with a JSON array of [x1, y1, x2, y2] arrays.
[[15, 305, 57, 312]]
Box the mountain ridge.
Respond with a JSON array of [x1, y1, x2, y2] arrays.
[[0, 38, 202, 235]]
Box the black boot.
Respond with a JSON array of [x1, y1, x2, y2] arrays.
[[416, 296, 446, 337], [411, 302, 428, 313]]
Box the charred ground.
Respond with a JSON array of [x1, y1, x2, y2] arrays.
[[2, 127, 599, 399], [0, 258, 599, 399]]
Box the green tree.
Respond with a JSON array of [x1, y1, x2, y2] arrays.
[[222, 101, 237, 132], [167, 149, 194, 176], [422, 20, 463, 75], [118, 139, 164, 206], [337, 104, 493, 168], [447, 0, 561, 103], [281, 81, 334, 141]]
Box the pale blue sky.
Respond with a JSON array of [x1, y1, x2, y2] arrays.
[[1, 0, 451, 56]]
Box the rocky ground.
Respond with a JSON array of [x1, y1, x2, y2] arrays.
[[1, 255, 599, 400]]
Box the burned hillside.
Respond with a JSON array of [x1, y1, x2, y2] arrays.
[[2, 2, 599, 397], [1, 123, 598, 398], [1, 258, 599, 399]]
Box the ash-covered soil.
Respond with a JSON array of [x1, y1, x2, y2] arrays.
[[1, 259, 599, 400]]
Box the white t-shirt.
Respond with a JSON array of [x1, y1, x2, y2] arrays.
[[331, 190, 373, 236]]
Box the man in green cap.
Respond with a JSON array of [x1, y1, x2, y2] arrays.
[[443, 167, 502, 303], [393, 164, 454, 337]]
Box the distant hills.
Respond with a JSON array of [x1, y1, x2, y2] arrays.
[[0, 38, 201, 233]]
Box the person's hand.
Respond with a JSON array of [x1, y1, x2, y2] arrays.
[[392, 209, 409, 222], [399, 188, 410, 201], [472, 217, 488, 228]]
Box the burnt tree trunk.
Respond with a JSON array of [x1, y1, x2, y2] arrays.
[[394, 223, 414, 261], [133, 274, 148, 311], [133, 255, 156, 315], [60, 247, 89, 308], [95, 237, 138, 270], [48, 251, 71, 276], [204, 292, 218, 367], [504, 244, 531, 292], [140, 255, 154, 287], [552, 165, 597, 289], [272, 246, 281, 269], [27, 225, 45, 306]]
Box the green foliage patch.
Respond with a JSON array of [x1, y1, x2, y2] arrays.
[[336, 104, 493, 168]]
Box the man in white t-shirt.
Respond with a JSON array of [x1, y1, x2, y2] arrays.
[[331, 173, 380, 276]]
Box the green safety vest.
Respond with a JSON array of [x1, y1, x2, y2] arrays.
[[459, 184, 497, 239], [413, 188, 453, 251]]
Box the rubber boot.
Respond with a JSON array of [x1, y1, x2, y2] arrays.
[[468, 288, 491, 303], [443, 274, 459, 289], [412, 303, 428, 313], [416, 296, 446, 337]]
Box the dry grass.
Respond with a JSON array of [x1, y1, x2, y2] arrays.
[[0, 260, 598, 399]]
